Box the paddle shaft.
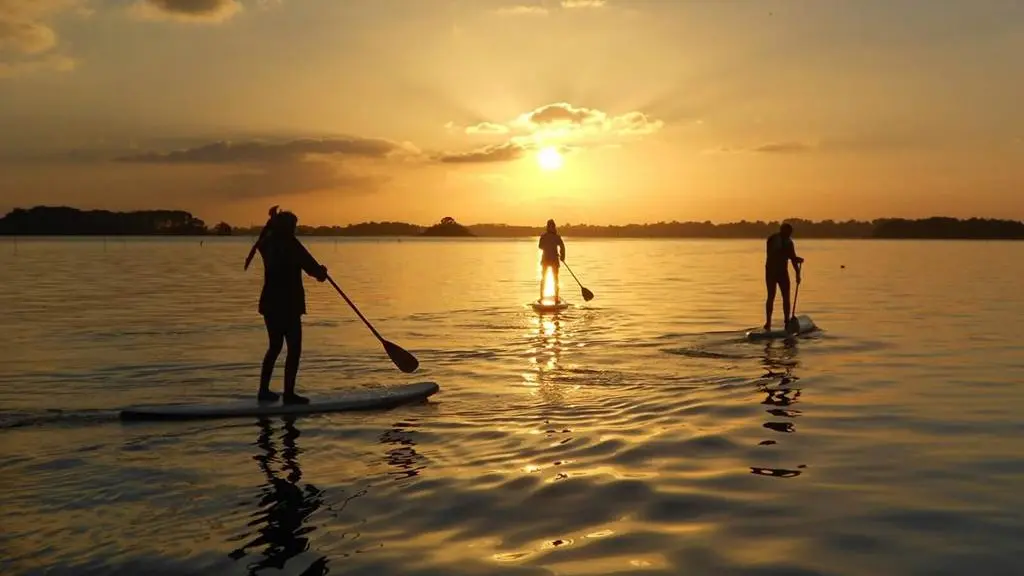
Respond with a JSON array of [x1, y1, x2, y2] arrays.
[[326, 273, 419, 373], [327, 275, 385, 342], [562, 260, 586, 291], [791, 262, 802, 317]]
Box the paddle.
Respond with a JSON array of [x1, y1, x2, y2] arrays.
[[244, 205, 279, 271], [786, 262, 802, 334], [326, 275, 420, 373], [562, 260, 594, 302]]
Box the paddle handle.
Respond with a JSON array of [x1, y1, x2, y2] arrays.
[[327, 275, 384, 342]]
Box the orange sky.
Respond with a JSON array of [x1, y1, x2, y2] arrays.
[[1, 0, 1022, 226]]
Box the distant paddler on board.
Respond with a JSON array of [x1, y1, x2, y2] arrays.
[[538, 219, 567, 303], [531, 219, 595, 312], [753, 222, 816, 338]]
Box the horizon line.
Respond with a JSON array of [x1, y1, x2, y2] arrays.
[[3, 206, 1024, 229]]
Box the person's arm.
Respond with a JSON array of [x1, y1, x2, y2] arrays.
[[559, 236, 566, 261], [295, 238, 328, 281], [788, 241, 804, 280]]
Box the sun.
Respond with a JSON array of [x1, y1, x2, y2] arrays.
[[537, 146, 564, 171]]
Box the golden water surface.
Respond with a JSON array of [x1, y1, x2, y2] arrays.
[[1, 237, 1022, 576]]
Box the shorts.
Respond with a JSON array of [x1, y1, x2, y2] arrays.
[[263, 314, 302, 336], [765, 268, 790, 291]]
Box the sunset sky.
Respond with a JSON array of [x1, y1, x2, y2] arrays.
[[1, 0, 1021, 226]]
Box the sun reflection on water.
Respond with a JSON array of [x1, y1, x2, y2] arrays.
[[539, 265, 558, 304], [522, 313, 574, 409]]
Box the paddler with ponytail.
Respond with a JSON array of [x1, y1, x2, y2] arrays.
[[244, 206, 328, 405]]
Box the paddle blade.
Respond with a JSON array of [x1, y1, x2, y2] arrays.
[[785, 318, 798, 335], [383, 339, 419, 373], [581, 287, 595, 301]]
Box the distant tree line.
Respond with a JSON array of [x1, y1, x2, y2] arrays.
[[2, 206, 1023, 239], [0, 206, 211, 235]]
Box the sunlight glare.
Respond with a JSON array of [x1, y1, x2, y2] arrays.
[[542, 267, 557, 301], [537, 146, 564, 171]]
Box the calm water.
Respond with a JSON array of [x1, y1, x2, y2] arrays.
[[1, 237, 1022, 576]]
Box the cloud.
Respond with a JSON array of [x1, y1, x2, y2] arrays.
[[112, 135, 415, 200], [440, 102, 662, 164], [465, 122, 510, 136], [115, 136, 415, 164], [0, 18, 57, 54], [212, 159, 386, 200], [495, 1, 606, 15], [0, 53, 74, 78], [450, 103, 663, 141], [130, 0, 243, 23], [513, 102, 664, 138], [751, 141, 815, 153], [705, 133, 934, 155], [495, 5, 548, 16], [436, 141, 532, 164], [704, 142, 817, 155], [0, 0, 84, 78]]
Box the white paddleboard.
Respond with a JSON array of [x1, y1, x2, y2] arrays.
[[745, 315, 817, 341], [119, 381, 439, 421], [531, 299, 569, 313], [745, 328, 793, 341]]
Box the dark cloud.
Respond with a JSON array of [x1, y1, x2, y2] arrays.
[[107, 134, 408, 200], [707, 133, 934, 155], [706, 141, 815, 154], [133, 0, 242, 22], [752, 141, 815, 153], [436, 141, 531, 164], [115, 137, 408, 164], [212, 160, 386, 200]]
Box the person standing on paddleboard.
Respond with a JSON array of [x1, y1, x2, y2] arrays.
[[251, 209, 328, 405], [538, 219, 566, 302], [764, 223, 804, 332]]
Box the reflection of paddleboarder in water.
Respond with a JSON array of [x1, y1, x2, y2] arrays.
[[751, 339, 806, 478], [538, 219, 566, 302], [764, 223, 805, 332], [229, 417, 327, 574]]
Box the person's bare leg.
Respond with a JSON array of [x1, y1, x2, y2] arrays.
[[282, 317, 308, 404], [554, 266, 560, 301], [259, 317, 284, 402], [540, 264, 547, 301], [764, 277, 777, 331]]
